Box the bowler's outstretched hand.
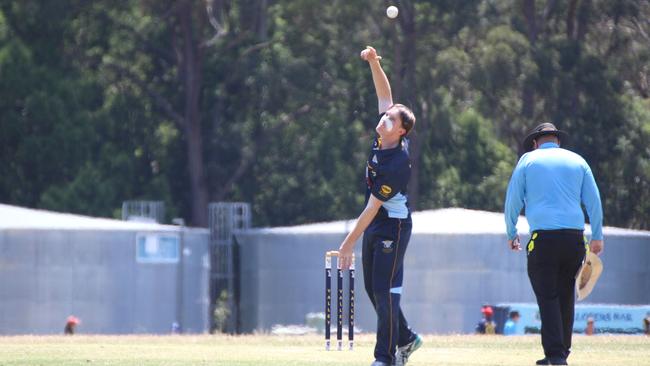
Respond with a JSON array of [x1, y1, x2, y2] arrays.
[[360, 46, 381, 62]]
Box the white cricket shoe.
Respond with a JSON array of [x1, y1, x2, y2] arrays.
[[370, 361, 391, 366], [394, 334, 423, 366]]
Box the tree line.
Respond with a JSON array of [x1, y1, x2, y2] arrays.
[[1, 0, 648, 229]]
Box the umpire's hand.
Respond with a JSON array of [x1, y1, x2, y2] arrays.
[[508, 235, 521, 252], [589, 239, 604, 255]]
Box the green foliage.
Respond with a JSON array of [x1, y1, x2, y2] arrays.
[[421, 108, 515, 210], [212, 289, 231, 334], [1, 0, 649, 230]]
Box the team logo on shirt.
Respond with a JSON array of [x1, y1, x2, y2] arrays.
[[382, 240, 394, 253], [379, 185, 392, 197]]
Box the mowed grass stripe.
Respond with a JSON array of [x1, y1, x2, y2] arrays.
[[0, 334, 647, 366]]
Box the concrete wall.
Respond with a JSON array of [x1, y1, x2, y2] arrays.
[[236, 231, 650, 334], [0, 228, 210, 334]]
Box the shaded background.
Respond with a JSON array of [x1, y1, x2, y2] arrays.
[[1, 0, 649, 229]]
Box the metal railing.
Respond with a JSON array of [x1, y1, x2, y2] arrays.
[[208, 202, 251, 333], [122, 201, 165, 223]]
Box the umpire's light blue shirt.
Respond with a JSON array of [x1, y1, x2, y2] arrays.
[[505, 142, 603, 240]]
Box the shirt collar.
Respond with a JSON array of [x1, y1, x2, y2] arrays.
[[373, 137, 404, 154], [539, 142, 559, 149]]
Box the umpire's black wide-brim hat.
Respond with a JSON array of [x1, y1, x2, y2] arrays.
[[522, 122, 569, 152]]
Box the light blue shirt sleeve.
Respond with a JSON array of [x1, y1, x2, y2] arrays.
[[504, 155, 526, 240], [581, 163, 603, 240], [503, 320, 516, 335]]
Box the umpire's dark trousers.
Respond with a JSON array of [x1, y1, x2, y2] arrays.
[[527, 229, 586, 360], [362, 217, 415, 364]]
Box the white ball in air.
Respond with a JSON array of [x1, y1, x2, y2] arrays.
[[386, 5, 398, 19]]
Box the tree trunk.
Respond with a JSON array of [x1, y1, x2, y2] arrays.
[[395, 0, 419, 210], [522, 0, 537, 43], [239, 0, 267, 41], [521, 0, 537, 120], [567, 0, 579, 39], [178, 0, 209, 227], [576, 0, 592, 42]]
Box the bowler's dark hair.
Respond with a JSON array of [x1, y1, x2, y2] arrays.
[[391, 104, 416, 137]]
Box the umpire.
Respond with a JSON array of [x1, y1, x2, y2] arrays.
[[504, 123, 604, 366]]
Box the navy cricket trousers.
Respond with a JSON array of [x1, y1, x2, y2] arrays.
[[362, 217, 416, 364], [527, 229, 586, 360]]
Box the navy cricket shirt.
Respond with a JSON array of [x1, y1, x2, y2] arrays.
[[365, 136, 411, 221]]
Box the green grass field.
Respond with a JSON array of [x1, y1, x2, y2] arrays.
[[0, 334, 648, 366]]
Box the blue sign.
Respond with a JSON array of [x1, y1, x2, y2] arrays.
[[496, 303, 650, 335], [136, 233, 180, 263]]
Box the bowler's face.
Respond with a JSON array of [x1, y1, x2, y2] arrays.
[[375, 108, 404, 138]]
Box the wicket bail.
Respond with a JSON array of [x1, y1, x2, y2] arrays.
[[324, 250, 355, 351]]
